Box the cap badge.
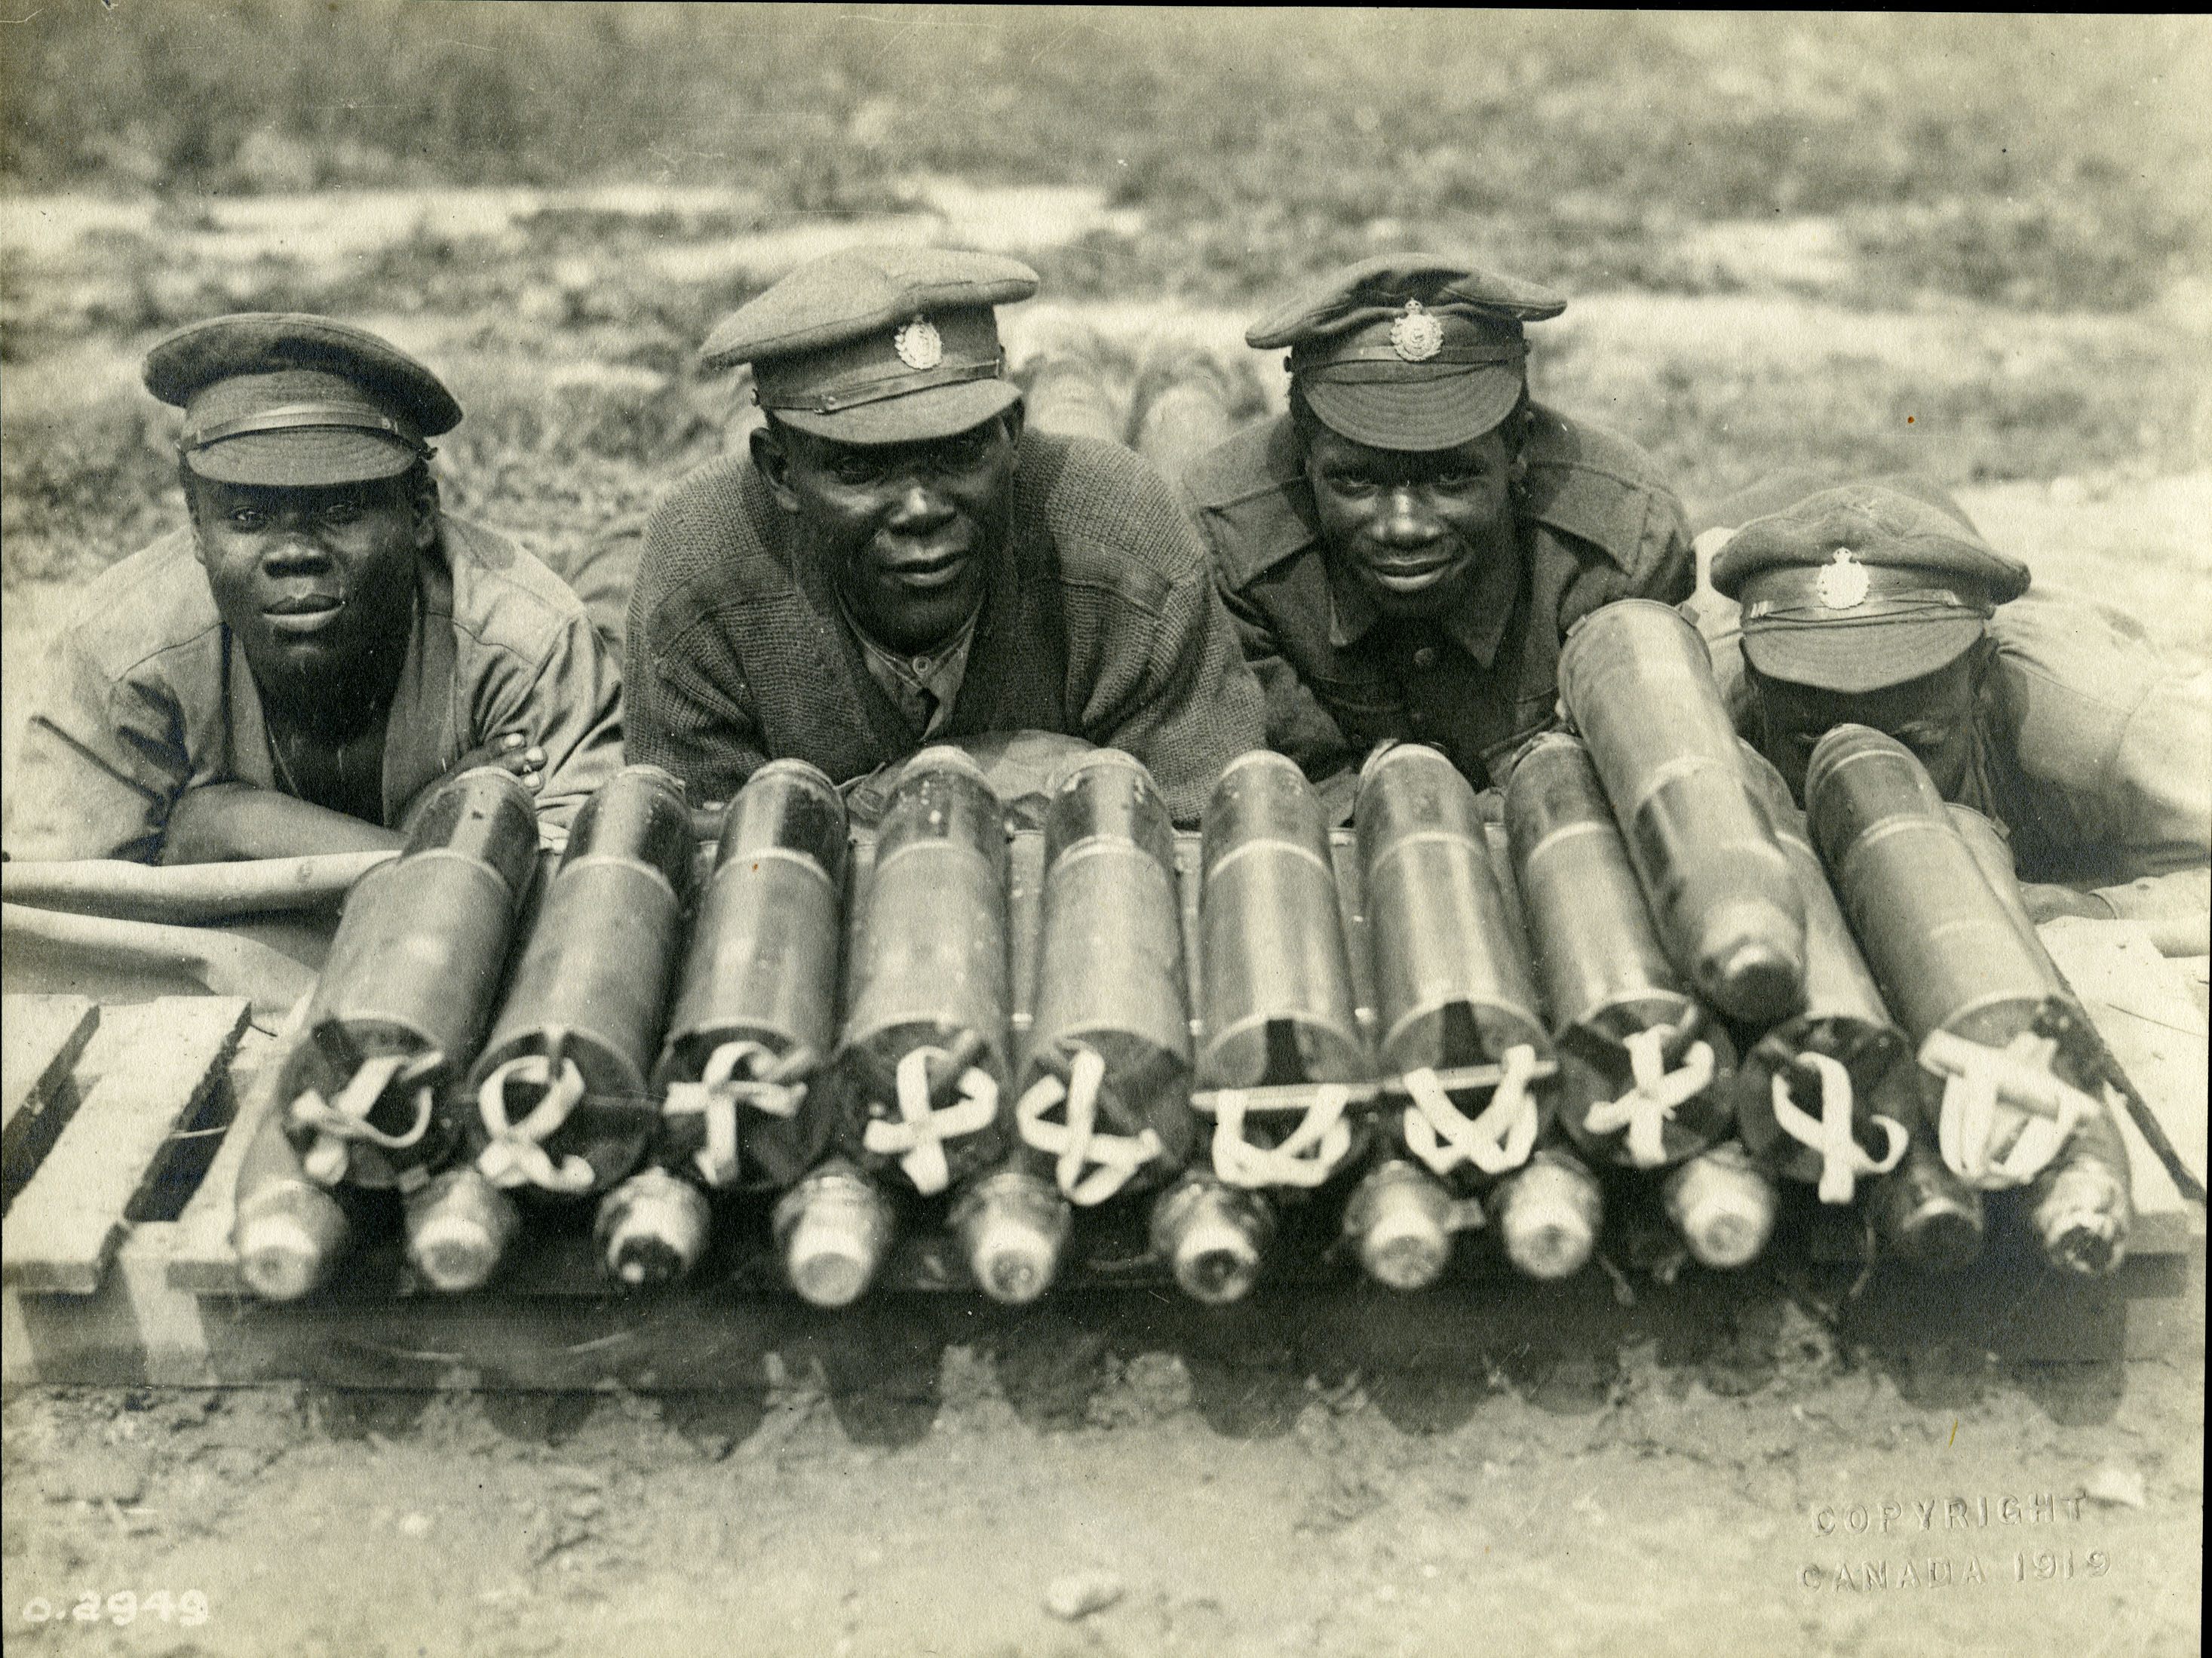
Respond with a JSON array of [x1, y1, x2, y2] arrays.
[[1388, 300, 1444, 363], [1816, 548, 1871, 611], [893, 315, 943, 370]]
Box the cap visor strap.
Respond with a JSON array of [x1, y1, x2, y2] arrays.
[[183, 403, 425, 452], [761, 356, 1005, 415]]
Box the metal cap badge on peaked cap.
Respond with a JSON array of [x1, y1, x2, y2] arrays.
[[144, 313, 462, 487], [701, 245, 1039, 444]]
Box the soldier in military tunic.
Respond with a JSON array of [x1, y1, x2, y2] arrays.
[[1705, 479, 2210, 935], [10, 314, 622, 864], [1182, 256, 1694, 805], [624, 245, 1263, 827]]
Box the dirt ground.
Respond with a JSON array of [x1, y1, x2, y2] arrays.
[[2, 132, 2207, 1658], [2, 1268, 2204, 1658]]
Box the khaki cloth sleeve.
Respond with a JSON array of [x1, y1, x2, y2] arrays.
[[480, 609, 625, 841], [8, 630, 196, 864]]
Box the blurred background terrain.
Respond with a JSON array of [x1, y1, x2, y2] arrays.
[[2, 10, 2206, 1656]]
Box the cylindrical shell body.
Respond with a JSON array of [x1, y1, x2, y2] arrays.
[[1505, 735, 1734, 1167], [835, 748, 1013, 1189], [1557, 600, 1806, 1025], [1805, 727, 2072, 1058], [467, 765, 695, 1196], [1735, 797, 1916, 1185], [657, 760, 848, 1190], [1357, 743, 1549, 1074], [1947, 804, 2057, 959], [1196, 751, 1367, 1089], [1022, 751, 1196, 1180], [275, 766, 538, 1186]]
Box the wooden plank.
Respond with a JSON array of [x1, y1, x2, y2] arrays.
[[1, 997, 250, 1294], [2041, 918, 2207, 1184], [1, 1288, 35, 1386], [2038, 918, 2209, 1252], [164, 1000, 312, 1294], [2177, 953, 2210, 1024], [2, 995, 100, 1213], [115, 1224, 213, 1384], [2, 994, 98, 1140]]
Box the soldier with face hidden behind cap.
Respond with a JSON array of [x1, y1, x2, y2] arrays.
[[622, 246, 1263, 826], [1698, 475, 2210, 935], [1180, 256, 1694, 806], [9, 314, 622, 864]]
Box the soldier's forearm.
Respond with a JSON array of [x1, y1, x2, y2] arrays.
[[159, 781, 406, 866]]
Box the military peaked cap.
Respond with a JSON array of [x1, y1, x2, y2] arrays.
[[1712, 482, 2032, 692], [1247, 254, 1566, 452], [701, 245, 1039, 444], [144, 312, 461, 487]]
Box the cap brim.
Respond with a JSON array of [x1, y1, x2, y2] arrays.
[[774, 379, 1023, 446], [1302, 367, 1520, 453], [185, 429, 422, 487], [1742, 616, 1983, 694]]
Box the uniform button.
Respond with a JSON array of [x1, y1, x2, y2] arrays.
[[1411, 646, 1439, 670]]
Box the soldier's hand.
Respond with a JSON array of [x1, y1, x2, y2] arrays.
[[451, 732, 547, 795], [397, 735, 546, 838], [2017, 882, 2116, 925]]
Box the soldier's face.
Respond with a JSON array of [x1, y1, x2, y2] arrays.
[[1748, 654, 1980, 803], [759, 413, 1019, 656], [187, 474, 430, 698], [1302, 425, 1519, 616]]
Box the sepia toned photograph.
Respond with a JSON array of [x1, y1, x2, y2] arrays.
[[2, 7, 2204, 1655]]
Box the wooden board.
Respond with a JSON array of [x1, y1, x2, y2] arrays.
[[164, 1015, 302, 1294], [8, 1233, 2193, 1392], [2039, 917, 2210, 1247], [0, 997, 249, 1294], [1, 994, 99, 1212]]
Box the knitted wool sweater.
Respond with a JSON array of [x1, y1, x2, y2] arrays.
[[624, 430, 1264, 824]]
